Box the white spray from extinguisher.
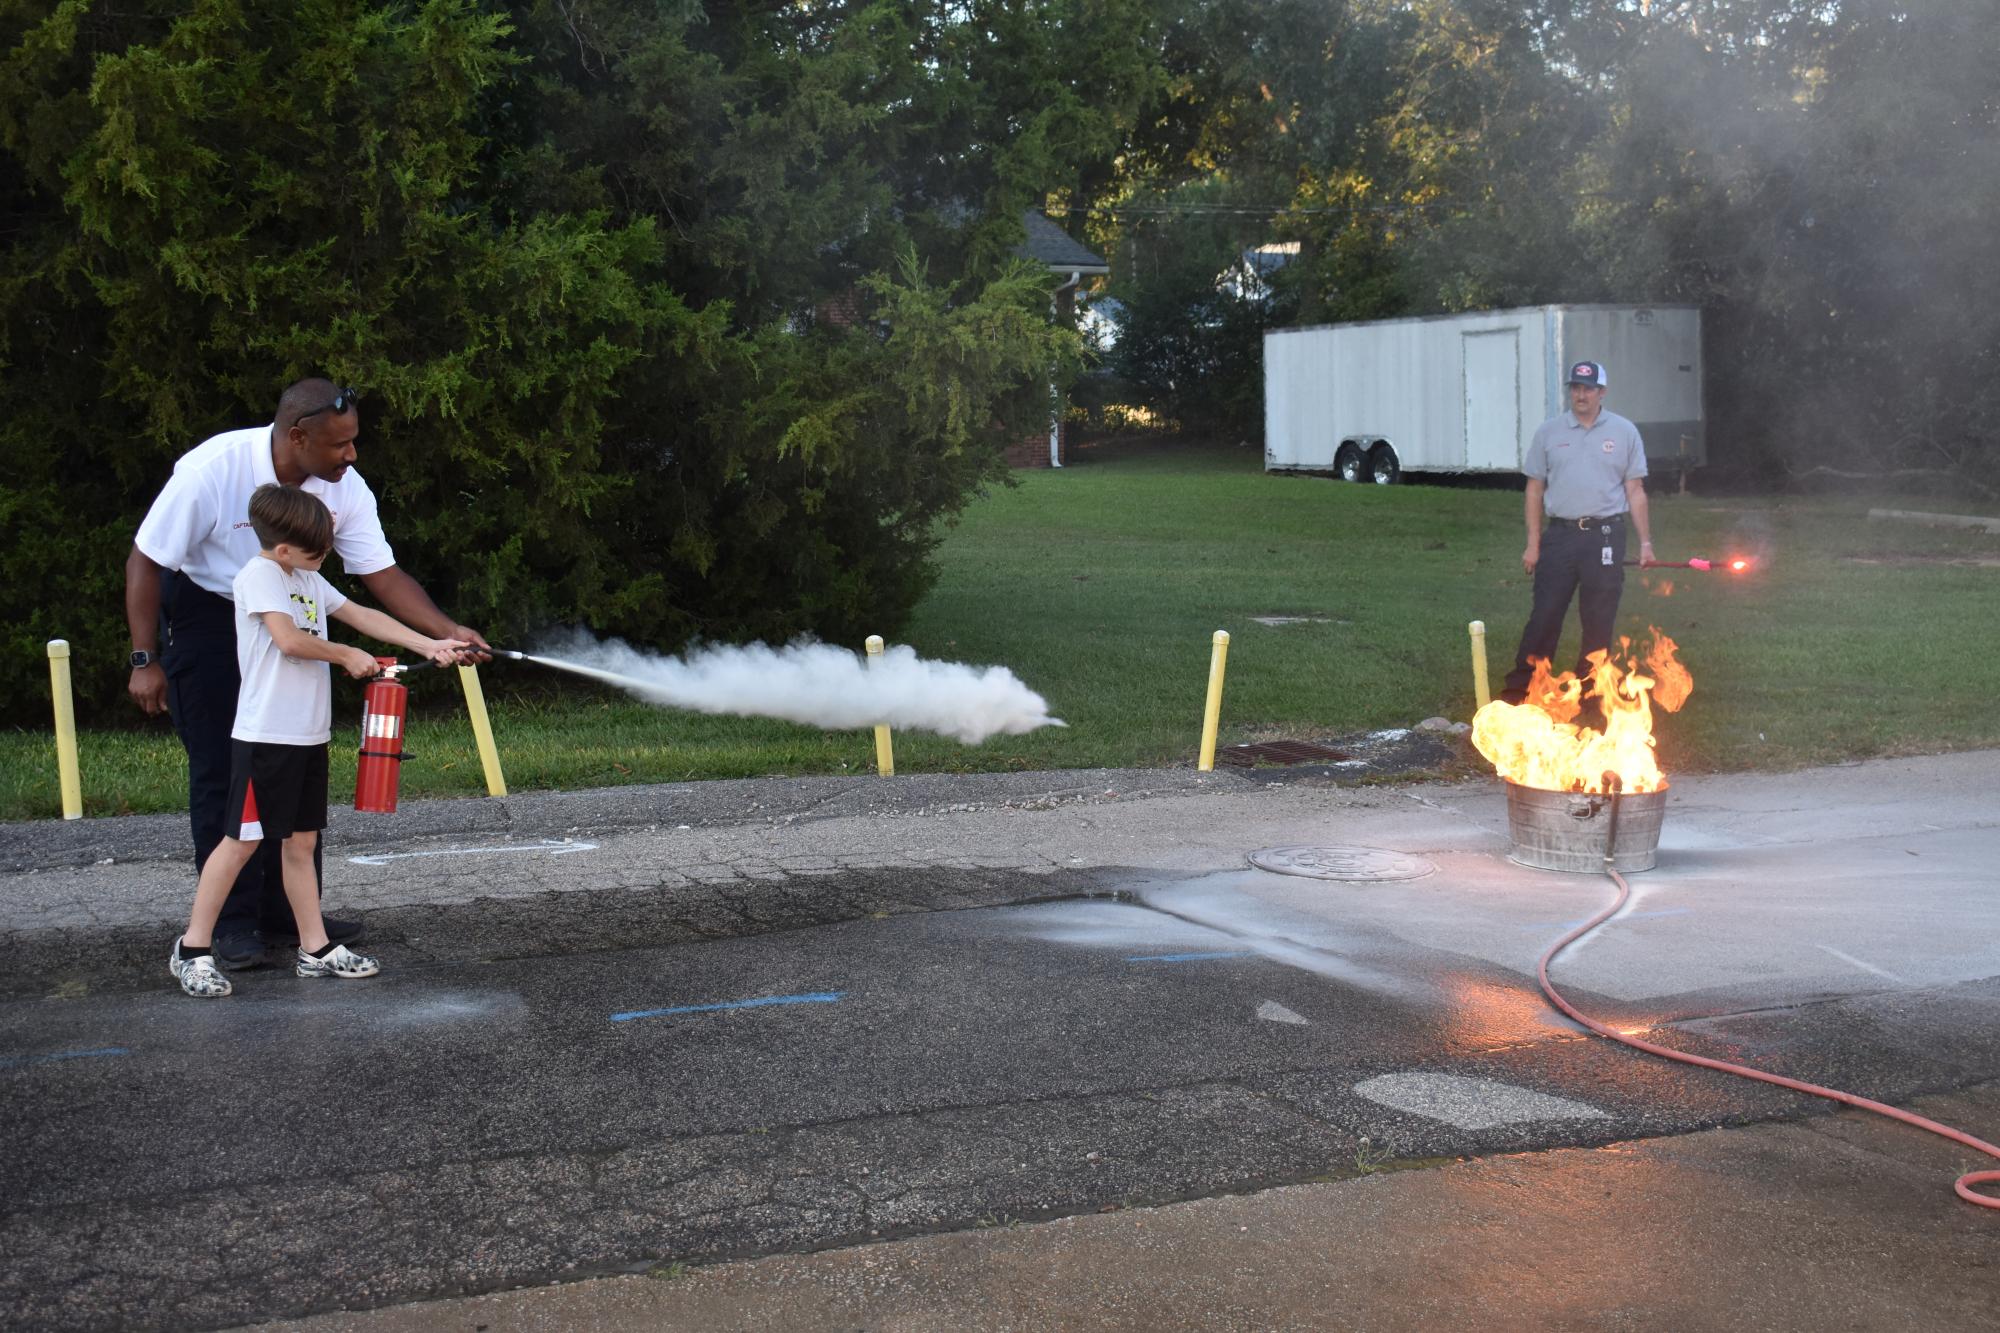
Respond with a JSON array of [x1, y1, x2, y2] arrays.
[[493, 630, 1063, 744]]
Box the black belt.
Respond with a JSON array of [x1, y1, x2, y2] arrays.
[[1552, 514, 1626, 530]]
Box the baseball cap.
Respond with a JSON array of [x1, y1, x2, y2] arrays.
[[1566, 360, 1607, 388]]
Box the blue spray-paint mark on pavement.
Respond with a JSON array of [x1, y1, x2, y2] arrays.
[[1125, 950, 1257, 964], [0, 1046, 131, 1071], [610, 992, 845, 1023]]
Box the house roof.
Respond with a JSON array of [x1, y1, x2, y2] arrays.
[[1014, 212, 1109, 274]]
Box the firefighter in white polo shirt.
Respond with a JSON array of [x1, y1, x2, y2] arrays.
[[125, 378, 489, 970]]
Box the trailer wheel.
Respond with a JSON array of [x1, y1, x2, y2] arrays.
[[1368, 443, 1401, 485], [1335, 443, 1365, 483]]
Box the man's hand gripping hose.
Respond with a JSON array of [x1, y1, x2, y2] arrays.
[[1536, 776, 2000, 1209]]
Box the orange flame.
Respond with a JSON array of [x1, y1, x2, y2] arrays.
[[1472, 631, 1692, 794]]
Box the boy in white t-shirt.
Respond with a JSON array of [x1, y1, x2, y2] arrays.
[[170, 485, 467, 999]]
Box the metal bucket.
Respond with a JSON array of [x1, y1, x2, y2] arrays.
[[1504, 782, 1666, 874]]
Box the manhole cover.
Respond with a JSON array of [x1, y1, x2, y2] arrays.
[[1247, 845, 1436, 882]]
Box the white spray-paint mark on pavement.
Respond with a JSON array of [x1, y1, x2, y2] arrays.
[[1354, 1073, 1609, 1129], [1140, 880, 1421, 997], [1815, 944, 1909, 985], [374, 992, 527, 1029], [1127, 950, 1256, 964], [347, 840, 596, 867], [1004, 876, 1419, 1000], [1257, 1001, 1309, 1026], [1008, 900, 1221, 955]]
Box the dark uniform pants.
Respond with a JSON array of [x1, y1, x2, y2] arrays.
[[1500, 517, 1628, 704], [161, 573, 322, 939]]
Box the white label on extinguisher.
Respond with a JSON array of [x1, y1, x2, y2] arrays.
[[364, 712, 402, 739]]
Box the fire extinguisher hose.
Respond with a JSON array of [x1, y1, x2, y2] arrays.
[[1537, 790, 2000, 1209]]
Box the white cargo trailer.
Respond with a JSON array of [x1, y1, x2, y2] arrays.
[[1263, 304, 1703, 483]]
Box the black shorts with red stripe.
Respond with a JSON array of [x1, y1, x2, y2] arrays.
[[223, 740, 329, 842]]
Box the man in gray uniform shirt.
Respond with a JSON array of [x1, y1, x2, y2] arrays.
[[1499, 358, 1655, 708]]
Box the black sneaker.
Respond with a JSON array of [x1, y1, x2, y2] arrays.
[[266, 916, 365, 949], [212, 931, 267, 971]]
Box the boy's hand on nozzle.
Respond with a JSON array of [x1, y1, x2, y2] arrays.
[[339, 646, 383, 679], [423, 638, 472, 668]]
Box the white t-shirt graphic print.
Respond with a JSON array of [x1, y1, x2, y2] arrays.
[[231, 556, 350, 745]]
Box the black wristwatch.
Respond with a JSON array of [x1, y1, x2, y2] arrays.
[[129, 650, 155, 670]]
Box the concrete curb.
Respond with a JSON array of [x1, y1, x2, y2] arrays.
[[0, 767, 1254, 872]]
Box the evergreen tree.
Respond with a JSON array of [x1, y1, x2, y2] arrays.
[[1, 0, 1149, 721]]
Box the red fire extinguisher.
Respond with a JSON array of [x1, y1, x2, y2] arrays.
[[355, 659, 408, 814]]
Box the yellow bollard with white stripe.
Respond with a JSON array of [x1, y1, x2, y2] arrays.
[[1468, 620, 1491, 710], [1197, 629, 1230, 772], [865, 635, 895, 777], [46, 640, 83, 820], [457, 664, 508, 797]]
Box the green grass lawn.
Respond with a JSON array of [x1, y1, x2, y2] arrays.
[[8, 436, 2000, 821]]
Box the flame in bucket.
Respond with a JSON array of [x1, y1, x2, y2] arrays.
[[1472, 632, 1692, 794]]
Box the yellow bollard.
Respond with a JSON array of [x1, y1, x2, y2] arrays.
[[46, 640, 83, 820], [1197, 629, 1230, 772], [1468, 620, 1491, 710], [457, 664, 509, 797], [865, 635, 895, 777]]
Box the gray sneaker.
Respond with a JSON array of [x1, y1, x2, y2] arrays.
[[170, 938, 233, 998], [295, 943, 380, 979]]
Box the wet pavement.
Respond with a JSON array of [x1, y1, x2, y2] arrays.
[[2, 750, 1997, 1330]]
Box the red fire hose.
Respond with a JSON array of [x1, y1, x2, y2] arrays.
[[1537, 787, 2000, 1209]]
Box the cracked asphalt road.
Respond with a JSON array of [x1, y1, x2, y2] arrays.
[[2, 752, 1997, 1331]]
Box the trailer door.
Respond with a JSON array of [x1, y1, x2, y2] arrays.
[[1462, 329, 1521, 471]]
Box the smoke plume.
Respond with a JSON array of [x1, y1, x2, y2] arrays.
[[524, 630, 1063, 744]]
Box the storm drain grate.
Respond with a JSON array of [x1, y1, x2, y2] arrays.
[[1216, 740, 1352, 768], [1248, 845, 1438, 882]]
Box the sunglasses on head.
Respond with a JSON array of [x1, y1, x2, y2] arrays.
[[293, 386, 359, 425]]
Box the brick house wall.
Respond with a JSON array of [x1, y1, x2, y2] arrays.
[[1005, 421, 1065, 468]]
